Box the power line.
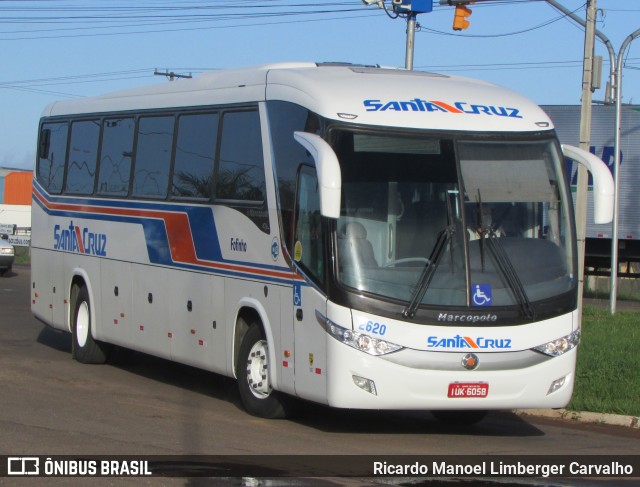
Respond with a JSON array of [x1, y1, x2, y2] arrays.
[[8, 55, 636, 95], [0, 68, 157, 97], [0, 1, 635, 95], [419, 2, 585, 38], [0, 5, 378, 41], [416, 59, 584, 71], [0, 0, 567, 42], [0, 69, 154, 87]]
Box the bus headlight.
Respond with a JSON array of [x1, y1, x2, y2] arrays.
[[317, 311, 403, 356], [333, 325, 403, 356], [532, 330, 580, 357]]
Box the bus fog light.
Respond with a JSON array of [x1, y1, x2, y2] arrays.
[[547, 377, 566, 395], [353, 375, 377, 395]]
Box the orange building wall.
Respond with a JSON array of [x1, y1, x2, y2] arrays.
[[4, 172, 33, 205]]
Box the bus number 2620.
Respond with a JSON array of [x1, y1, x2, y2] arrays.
[[359, 321, 387, 336]]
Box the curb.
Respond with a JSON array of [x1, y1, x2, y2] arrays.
[[514, 408, 640, 429]]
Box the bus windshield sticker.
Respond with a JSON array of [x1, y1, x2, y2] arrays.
[[293, 241, 302, 262], [293, 283, 302, 307], [472, 284, 492, 306]]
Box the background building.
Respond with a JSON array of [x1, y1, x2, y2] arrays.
[[0, 168, 33, 244]]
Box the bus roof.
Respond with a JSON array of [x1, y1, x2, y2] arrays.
[[43, 62, 553, 133]]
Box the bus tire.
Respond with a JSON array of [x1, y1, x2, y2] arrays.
[[72, 286, 109, 364], [431, 410, 488, 425], [237, 322, 288, 419]]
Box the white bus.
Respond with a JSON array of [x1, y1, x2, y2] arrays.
[[31, 62, 613, 422]]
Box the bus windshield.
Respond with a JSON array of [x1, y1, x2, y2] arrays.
[[331, 128, 575, 313]]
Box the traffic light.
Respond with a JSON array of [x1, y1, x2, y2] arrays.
[[452, 4, 472, 31]]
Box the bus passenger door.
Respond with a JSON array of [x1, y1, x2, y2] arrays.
[[291, 166, 328, 404]]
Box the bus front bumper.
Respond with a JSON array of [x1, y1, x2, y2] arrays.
[[325, 339, 576, 411]]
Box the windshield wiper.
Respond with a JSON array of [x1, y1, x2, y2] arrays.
[[402, 193, 457, 320], [401, 226, 454, 319], [485, 233, 536, 320], [473, 191, 535, 320], [473, 194, 487, 272]]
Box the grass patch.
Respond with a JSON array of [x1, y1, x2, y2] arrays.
[[14, 246, 31, 265], [568, 306, 640, 417]]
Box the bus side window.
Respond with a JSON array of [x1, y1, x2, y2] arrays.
[[98, 118, 135, 196], [37, 122, 68, 194], [293, 166, 324, 283], [38, 128, 51, 160], [133, 116, 174, 199], [216, 110, 266, 203], [215, 109, 269, 232], [66, 120, 100, 195], [171, 113, 218, 200]]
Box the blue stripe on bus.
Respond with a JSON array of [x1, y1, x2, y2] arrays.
[[32, 181, 296, 285]]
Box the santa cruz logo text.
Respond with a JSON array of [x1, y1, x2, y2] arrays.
[[53, 221, 107, 256], [363, 98, 522, 118], [427, 334, 512, 349]]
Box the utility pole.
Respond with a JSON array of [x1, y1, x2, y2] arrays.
[[545, 2, 640, 314], [574, 0, 597, 318], [153, 69, 192, 81], [361, 0, 433, 70], [405, 13, 417, 70], [545, 0, 615, 104], [395, 1, 432, 70]]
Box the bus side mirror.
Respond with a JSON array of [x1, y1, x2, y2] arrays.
[[561, 144, 614, 224], [294, 131, 342, 219]]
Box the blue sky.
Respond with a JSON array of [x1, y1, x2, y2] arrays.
[[2, 0, 639, 170]]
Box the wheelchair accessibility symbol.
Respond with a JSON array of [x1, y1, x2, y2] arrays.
[[293, 283, 302, 307], [472, 284, 492, 306]]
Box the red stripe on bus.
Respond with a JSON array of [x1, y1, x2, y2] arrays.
[[34, 189, 298, 281]]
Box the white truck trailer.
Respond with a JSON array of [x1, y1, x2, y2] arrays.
[[543, 105, 640, 277]]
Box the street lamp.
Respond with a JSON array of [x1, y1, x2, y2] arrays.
[[610, 28, 640, 314], [361, 0, 433, 70]]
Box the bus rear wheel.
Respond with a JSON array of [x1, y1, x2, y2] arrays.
[[72, 285, 109, 364], [237, 322, 289, 419]]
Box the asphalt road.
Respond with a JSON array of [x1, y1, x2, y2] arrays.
[[1, 266, 638, 486]]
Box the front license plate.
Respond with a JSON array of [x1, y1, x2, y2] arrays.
[[447, 382, 489, 398]]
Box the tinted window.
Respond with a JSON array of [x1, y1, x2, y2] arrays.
[[66, 120, 100, 194], [133, 116, 174, 199], [266, 101, 317, 248], [216, 110, 265, 202], [172, 113, 218, 199], [294, 166, 325, 283], [97, 118, 134, 196], [38, 122, 68, 194]]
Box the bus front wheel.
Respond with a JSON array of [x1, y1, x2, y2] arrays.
[[237, 322, 288, 419], [71, 285, 109, 364]]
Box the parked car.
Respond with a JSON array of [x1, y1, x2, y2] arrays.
[[0, 234, 14, 276]]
